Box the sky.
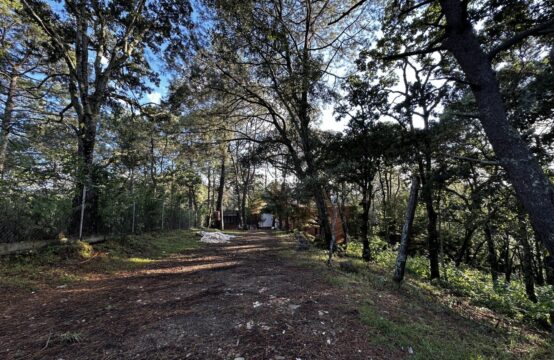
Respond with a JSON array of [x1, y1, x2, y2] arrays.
[[319, 105, 347, 132]]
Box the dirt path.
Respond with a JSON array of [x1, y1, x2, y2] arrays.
[[0, 232, 390, 360]]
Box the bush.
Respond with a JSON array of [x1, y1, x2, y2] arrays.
[[347, 238, 554, 327], [43, 241, 94, 261]]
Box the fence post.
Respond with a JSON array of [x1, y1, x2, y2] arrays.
[[131, 200, 136, 234], [161, 198, 165, 231], [79, 185, 86, 240]]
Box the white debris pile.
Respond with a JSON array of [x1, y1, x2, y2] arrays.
[[197, 231, 235, 244]]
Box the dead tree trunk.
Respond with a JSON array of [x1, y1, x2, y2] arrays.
[[393, 176, 420, 283]]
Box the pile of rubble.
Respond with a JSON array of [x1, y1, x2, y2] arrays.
[[197, 231, 235, 244]]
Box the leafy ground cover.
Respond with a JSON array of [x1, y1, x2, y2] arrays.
[[284, 236, 554, 359]]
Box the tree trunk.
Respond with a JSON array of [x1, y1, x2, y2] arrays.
[[0, 72, 19, 179], [393, 176, 420, 283], [338, 187, 350, 249], [440, 0, 554, 269], [215, 150, 226, 230], [206, 166, 212, 227], [327, 193, 339, 265], [313, 185, 333, 247], [420, 175, 440, 279], [149, 135, 157, 190], [484, 220, 499, 287], [455, 226, 476, 266], [360, 183, 372, 261], [240, 184, 248, 229], [504, 232, 513, 284], [69, 113, 99, 237], [533, 230, 545, 286], [517, 210, 538, 303]]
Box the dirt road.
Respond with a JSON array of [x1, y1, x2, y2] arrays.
[[0, 232, 388, 360]]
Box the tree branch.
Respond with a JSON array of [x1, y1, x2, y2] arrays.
[[488, 18, 554, 60], [382, 46, 444, 60], [328, 0, 367, 25]]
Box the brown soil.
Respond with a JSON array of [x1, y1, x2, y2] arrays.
[[0, 231, 393, 360]]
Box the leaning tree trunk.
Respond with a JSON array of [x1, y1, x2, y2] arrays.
[[440, 0, 554, 269], [393, 176, 420, 283], [0, 71, 19, 179], [455, 226, 476, 267]]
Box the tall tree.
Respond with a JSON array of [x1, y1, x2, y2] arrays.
[[334, 74, 401, 260], [22, 0, 195, 235], [370, 0, 554, 267], [0, 0, 55, 178], [196, 0, 376, 246]]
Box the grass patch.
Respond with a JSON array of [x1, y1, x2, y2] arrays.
[[283, 238, 554, 359], [58, 331, 83, 344], [360, 303, 506, 359], [0, 230, 200, 291]]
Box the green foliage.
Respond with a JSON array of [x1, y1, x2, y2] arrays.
[[347, 241, 554, 327], [288, 240, 554, 359], [0, 187, 72, 242]]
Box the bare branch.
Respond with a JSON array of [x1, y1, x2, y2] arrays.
[[327, 0, 367, 26]]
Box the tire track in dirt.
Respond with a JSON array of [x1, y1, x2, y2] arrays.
[[0, 231, 392, 360]]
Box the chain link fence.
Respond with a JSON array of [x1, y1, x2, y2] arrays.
[[0, 185, 197, 247]]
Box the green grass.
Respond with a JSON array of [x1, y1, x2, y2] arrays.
[[360, 302, 508, 359], [282, 236, 554, 359], [0, 230, 200, 291], [340, 238, 554, 326]]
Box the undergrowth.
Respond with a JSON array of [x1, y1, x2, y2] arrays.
[[0, 230, 199, 291], [345, 238, 554, 327], [284, 234, 554, 359]]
